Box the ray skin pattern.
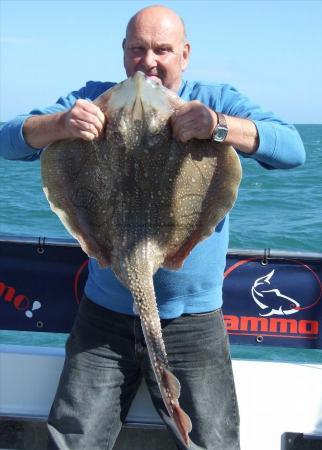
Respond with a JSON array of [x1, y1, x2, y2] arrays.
[[41, 71, 242, 446]]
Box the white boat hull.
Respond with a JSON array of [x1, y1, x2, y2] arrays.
[[1, 344, 321, 449]]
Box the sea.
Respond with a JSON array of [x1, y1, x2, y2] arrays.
[[0, 124, 321, 362]]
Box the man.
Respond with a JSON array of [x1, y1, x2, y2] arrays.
[[0, 5, 305, 450]]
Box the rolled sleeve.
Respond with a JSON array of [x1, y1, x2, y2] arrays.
[[0, 115, 41, 161], [0, 81, 113, 162], [219, 83, 306, 170], [253, 120, 306, 169]]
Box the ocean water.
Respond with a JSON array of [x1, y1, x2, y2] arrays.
[[0, 124, 322, 362], [1, 124, 321, 250]]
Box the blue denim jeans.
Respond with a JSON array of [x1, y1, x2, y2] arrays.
[[47, 296, 240, 449]]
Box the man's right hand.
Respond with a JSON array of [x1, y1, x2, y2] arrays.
[[62, 99, 106, 141], [23, 100, 106, 149]]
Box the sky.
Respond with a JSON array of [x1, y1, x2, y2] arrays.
[[1, 0, 321, 123]]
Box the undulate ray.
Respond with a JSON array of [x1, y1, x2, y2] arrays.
[[41, 71, 242, 446]]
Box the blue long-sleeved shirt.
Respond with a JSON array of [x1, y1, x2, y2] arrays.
[[0, 79, 305, 317]]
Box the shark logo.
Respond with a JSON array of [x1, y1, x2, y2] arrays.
[[251, 270, 300, 317]]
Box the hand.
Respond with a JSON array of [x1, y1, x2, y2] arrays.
[[62, 99, 106, 141], [171, 100, 217, 143]]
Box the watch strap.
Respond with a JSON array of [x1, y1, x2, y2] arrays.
[[216, 112, 227, 129], [212, 112, 228, 142]]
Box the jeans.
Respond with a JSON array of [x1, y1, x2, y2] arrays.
[[47, 296, 240, 450]]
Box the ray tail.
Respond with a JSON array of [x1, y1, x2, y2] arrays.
[[124, 254, 192, 445]]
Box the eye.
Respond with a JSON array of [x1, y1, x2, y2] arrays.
[[156, 47, 171, 55], [130, 46, 145, 55]]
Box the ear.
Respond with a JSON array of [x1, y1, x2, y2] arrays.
[[122, 38, 126, 51], [181, 42, 191, 72]]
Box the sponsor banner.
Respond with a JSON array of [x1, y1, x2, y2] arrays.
[[0, 240, 84, 333], [0, 239, 321, 348], [222, 255, 322, 348]]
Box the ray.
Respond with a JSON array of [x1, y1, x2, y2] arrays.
[[41, 71, 242, 445]]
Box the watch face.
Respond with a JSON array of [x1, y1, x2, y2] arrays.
[[215, 126, 228, 142]]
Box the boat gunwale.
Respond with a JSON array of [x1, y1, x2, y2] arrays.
[[0, 234, 321, 260]]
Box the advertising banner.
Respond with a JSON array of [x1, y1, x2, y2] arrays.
[[0, 239, 321, 348], [223, 253, 322, 348]]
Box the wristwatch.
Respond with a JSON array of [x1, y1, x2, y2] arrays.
[[211, 112, 228, 143]]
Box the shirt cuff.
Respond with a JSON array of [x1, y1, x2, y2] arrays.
[[10, 115, 42, 160], [252, 120, 278, 166]]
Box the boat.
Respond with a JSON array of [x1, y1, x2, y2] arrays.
[[0, 235, 321, 449]]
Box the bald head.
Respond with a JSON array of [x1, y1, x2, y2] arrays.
[[126, 5, 187, 43], [123, 5, 190, 91]]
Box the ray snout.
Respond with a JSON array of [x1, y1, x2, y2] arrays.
[[108, 72, 174, 123]]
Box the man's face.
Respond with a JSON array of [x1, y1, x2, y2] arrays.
[[123, 15, 190, 92]]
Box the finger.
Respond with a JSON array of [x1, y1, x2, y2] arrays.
[[176, 124, 206, 142], [173, 102, 194, 118], [172, 110, 190, 132], [178, 119, 199, 132], [96, 108, 106, 125], [75, 98, 99, 114], [75, 100, 106, 127], [78, 130, 97, 141], [172, 118, 201, 141], [70, 119, 99, 138], [176, 129, 195, 143], [86, 105, 106, 127], [75, 110, 104, 131], [71, 111, 103, 134], [171, 114, 192, 137], [172, 109, 203, 134]]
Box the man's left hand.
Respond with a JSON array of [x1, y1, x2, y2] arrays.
[[171, 100, 217, 143]]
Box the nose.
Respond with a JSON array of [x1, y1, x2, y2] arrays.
[[141, 49, 157, 70]]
